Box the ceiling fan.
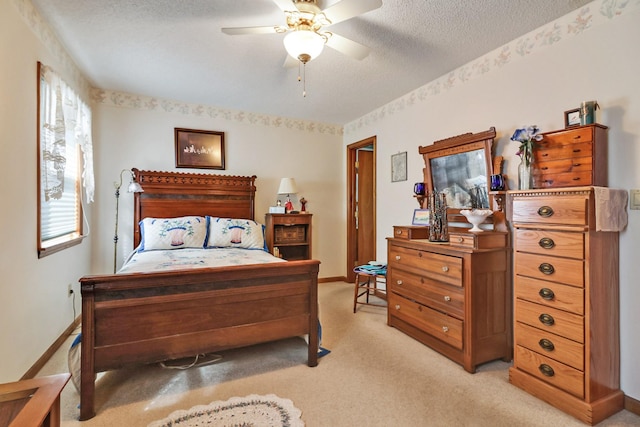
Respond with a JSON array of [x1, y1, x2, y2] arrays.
[[221, 0, 382, 65]]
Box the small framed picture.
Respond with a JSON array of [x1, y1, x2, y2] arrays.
[[564, 108, 581, 128], [175, 128, 225, 169], [412, 208, 431, 226], [391, 152, 407, 182]]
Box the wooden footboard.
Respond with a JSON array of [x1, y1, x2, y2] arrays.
[[79, 260, 320, 420]]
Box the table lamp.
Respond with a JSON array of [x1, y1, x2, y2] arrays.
[[277, 178, 298, 213]]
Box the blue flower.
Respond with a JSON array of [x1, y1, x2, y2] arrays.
[[511, 125, 543, 166]]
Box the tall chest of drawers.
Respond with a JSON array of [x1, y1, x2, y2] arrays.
[[386, 234, 511, 373], [508, 187, 623, 425]]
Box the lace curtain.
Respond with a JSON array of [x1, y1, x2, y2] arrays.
[[39, 64, 95, 202]]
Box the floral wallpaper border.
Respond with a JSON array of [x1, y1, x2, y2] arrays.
[[13, 0, 343, 136], [15, 0, 638, 137], [344, 0, 640, 136]]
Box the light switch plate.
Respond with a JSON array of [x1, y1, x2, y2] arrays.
[[630, 189, 640, 210]]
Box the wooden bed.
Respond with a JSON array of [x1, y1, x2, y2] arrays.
[[79, 169, 320, 420]]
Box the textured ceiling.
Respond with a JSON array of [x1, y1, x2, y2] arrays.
[[32, 0, 592, 125]]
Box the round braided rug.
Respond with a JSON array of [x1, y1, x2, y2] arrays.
[[147, 394, 304, 427]]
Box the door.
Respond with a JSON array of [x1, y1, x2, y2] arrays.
[[347, 137, 376, 283]]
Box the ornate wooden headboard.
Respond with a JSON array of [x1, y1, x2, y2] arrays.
[[132, 169, 257, 247]]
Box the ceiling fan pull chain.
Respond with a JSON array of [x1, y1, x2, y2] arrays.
[[302, 61, 307, 97]]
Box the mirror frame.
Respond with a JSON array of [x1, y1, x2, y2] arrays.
[[418, 127, 496, 215]]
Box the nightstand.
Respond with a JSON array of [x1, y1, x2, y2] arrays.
[[265, 213, 312, 260]]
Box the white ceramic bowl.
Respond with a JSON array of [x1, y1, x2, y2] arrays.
[[460, 209, 493, 232]]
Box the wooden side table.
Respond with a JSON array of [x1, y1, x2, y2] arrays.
[[265, 213, 312, 260], [0, 373, 70, 427]]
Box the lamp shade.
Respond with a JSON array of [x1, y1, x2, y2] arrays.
[[283, 30, 325, 63], [278, 178, 298, 195]]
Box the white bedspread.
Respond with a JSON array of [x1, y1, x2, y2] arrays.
[[118, 248, 285, 274]]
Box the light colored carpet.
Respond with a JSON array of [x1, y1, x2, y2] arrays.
[[147, 394, 303, 427], [37, 281, 640, 426]]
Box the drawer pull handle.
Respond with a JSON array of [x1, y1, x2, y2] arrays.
[[539, 338, 555, 352], [573, 163, 581, 167], [396, 229, 402, 235], [538, 263, 555, 275], [396, 280, 403, 285], [395, 255, 401, 261], [442, 326, 449, 333], [538, 237, 555, 249], [457, 237, 464, 243], [572, 177, 580, 181], [444, 295, 451, 302], [539, 364, 555, 377], [539, 313, 555, 326], [538, 288, 555, 300], [572, 149, 581, 153], [442, 266, 449, 272], [395, 304, 400, 310], [537, 206, 554, 217], [541, 166, 548, 170], [542, 153, 549, 157]]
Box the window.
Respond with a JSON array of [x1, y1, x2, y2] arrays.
[[37, 62, 94, 257]]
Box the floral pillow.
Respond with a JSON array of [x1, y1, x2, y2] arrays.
[[206, 217, 266, 250], [139, 216, 208, 251]]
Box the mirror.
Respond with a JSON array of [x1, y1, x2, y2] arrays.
[[419, 127, 496, 210]]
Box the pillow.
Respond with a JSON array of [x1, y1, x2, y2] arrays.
[[139, 216, 208, 251], [206, 217, 266, 250]]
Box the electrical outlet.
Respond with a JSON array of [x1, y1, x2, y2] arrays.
[[67, 283, 74, 297]]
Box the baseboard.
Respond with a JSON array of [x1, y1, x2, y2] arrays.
[[626, 395, 640, 417], [21, 316, 80, 380], [318, 276, 347, 283]]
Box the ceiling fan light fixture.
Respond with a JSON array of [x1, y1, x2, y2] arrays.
[[283, 29, 325, 63]]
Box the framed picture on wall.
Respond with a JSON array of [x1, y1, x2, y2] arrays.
[[391, 152, 407, 182], [175, 128, 225, 169]]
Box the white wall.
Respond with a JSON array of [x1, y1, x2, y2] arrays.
[[0, 0, 93, 381], [91, 100, 345, 276], [344, 1, 640, 400]]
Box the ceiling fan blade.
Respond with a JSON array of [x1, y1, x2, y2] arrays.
[[322, 0, 382, 25], [221, 26, 282, 35], [325, 33, 370, 60], [272, 0, 297, 12]]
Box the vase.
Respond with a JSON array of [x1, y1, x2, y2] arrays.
[[518, 159, 533, 190], [428, 192, 449, 242]]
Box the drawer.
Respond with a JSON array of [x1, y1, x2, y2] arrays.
[[515, 322, 583, 370], [539, 126, 594, 146], [515, 299, 584, 343], [271, 215, 311, 225], [514, 229, 584, 259], [515, 252, 584, 287], [515, 275, 584, 315], [448, 231, 507, 249], [274, 225, 306, 243], [393, 226, 429, 240], [534, 156, 593, 175], [536, 141, 593, 162], [514, 345, 584, 399], [389, 268, 464, 318], [389, 293, 463, 350], [389, 246, 462, 287], [534, 171, 594, 189], [511, 196, 588, 226]]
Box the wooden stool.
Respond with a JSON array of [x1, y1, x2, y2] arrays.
[[353, 264, 387, 313]]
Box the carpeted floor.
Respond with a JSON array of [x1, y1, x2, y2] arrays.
[[37, 281, 640, 426]]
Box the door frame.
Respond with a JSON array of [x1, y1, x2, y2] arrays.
[[346, 136, 376, 284]]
